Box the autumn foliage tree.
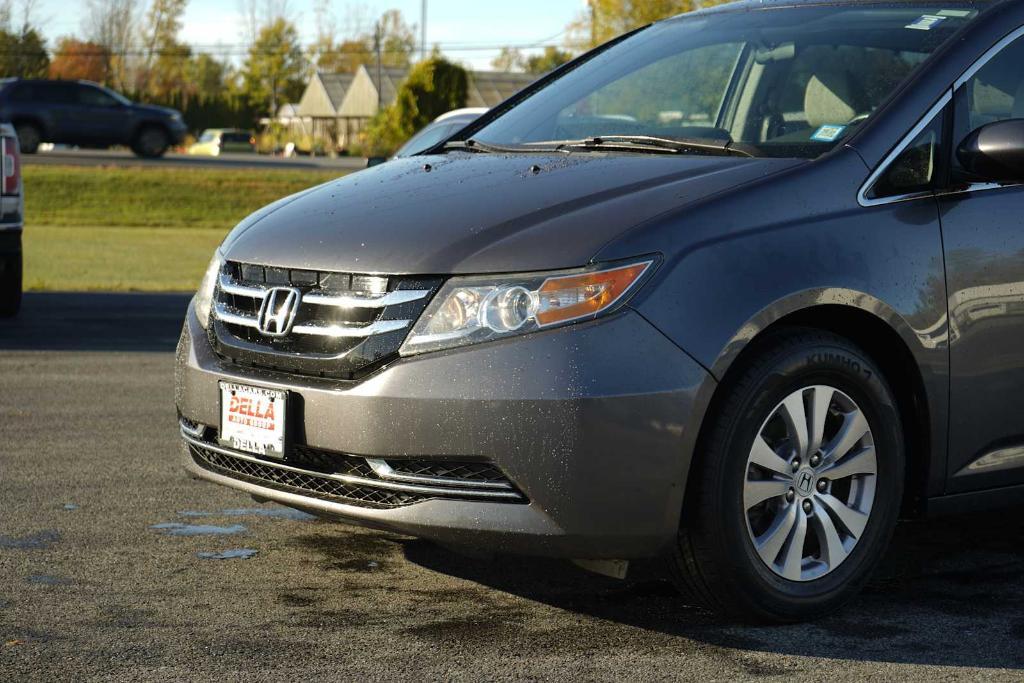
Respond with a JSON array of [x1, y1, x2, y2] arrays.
[[491, 46, 573, 75], [359, 57, 468, 156], [309, 8, 416, 75], [375, 9, 416, 69], [491, 47, 523, 72], [49, 37, 111, 82], [240, 17, 307, 115], [571, 0, 728, 49], [82, 0, 138, 90], [184, 53, 229, 100], [139, 0, 190, 98], [0, 26, 49, 78], [310, 36, 373, 74], [525, 47, 573, 74]]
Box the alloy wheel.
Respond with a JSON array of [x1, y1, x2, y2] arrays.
[[137, 128, 168, 157], [743, 385, 877, 582]]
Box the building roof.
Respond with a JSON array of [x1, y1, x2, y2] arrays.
[[319, 72, 356, 110], [336, 66, 409, 118], [296, 71, 356, 118], [365, 67, 410, 108], [466, 71, 537, 109]]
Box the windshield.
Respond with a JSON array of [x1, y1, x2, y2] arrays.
[[471, 5, 980, 159], [104, 86, 132, 106]]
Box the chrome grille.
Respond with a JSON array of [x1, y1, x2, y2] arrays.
[[181, 422, 527, 509], [211, 261, 441, 379]]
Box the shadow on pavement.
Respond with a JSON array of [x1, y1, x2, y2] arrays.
[[402, 506, 1024, 669], [0, 292, 191, 352]]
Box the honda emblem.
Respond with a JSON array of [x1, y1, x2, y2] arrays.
[[257, 287, 301, 337]]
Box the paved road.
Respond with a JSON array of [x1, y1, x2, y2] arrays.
[[2, 293, 1024, 681], [21, 148, 368, 171]]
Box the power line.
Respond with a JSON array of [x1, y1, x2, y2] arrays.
[[0, 42, 569, 59]]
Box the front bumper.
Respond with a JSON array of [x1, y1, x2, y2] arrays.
[[175, 302, 714, 558], [168, 121, 188, 145]]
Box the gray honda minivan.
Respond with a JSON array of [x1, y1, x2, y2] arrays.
[[176, 0, 1024, 622]]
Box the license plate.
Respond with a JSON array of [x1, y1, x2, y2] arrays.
[[219, 382, 287, 458]]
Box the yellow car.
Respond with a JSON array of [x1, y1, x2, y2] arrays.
[[187, 129, 255, 156]]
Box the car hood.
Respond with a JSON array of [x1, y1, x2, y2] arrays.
[[133, 103, 180, 118], [223, 152, 802, 275]]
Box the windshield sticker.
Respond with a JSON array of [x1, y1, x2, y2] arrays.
[[936, 9, 971, 18], [811, 125, 848, 143], [906, 15, 947, 30]]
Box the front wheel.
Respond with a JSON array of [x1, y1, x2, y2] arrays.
[[132, 126, 169, 158], [669, 329, 904, 623]]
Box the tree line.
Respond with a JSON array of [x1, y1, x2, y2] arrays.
[[0, 0, 725, 138], [0, 0, 425, 131]]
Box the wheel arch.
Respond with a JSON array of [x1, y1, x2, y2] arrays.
[[693, 294, 941, 518], [131, 119, 171, 143], [11, 115, 46, 139]]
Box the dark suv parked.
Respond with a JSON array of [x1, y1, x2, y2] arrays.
[[0, 79, 187, 158], [177, 0, 1024, 622]]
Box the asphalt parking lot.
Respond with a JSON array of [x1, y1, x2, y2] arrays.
[[2, 293, 1024, 681]]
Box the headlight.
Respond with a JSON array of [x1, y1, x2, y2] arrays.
[[399, 259, 654, 356], [194, 250, 223, 329]]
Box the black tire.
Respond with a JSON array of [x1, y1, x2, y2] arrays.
[[14, 122, 40, 154], [669, 329, 904, 623], [0, 250, 23, 317], [132, 125, 169, 158]]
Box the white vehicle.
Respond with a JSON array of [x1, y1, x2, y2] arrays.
[[0, 121, 22, 316], [367, 108, 488, 166]]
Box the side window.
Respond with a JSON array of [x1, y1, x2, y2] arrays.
[[953, 35, 1024, 171], [865, 110, 945, 200], [38, 83, 74, 104], [78, 85, 118, 107]]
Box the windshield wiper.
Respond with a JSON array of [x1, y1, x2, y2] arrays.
[[443, 139, 566, 154], [554, 135, 756, 158]]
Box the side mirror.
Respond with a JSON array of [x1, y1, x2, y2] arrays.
[[365, 156, 387, 168], [957, 119, 1024, 183]]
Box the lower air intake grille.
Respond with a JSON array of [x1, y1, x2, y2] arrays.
[[183, 423, 526, 509]]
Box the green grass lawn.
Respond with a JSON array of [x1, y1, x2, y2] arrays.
[[25, 165, 343, 229], [23, 165, 347, 291], [24, 226, 228, 291]]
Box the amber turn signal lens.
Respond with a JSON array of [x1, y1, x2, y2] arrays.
[[536, 262, 651, 326]]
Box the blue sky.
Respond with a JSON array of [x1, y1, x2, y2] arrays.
[[32, 0, 585, 69]]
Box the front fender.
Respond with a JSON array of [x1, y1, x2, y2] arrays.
[[695, 287, 945, 382], [597, 148, 949, 497]]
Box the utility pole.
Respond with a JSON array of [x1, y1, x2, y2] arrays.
[[374, 20, 383, 113], [421, 0, 427, 61]]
